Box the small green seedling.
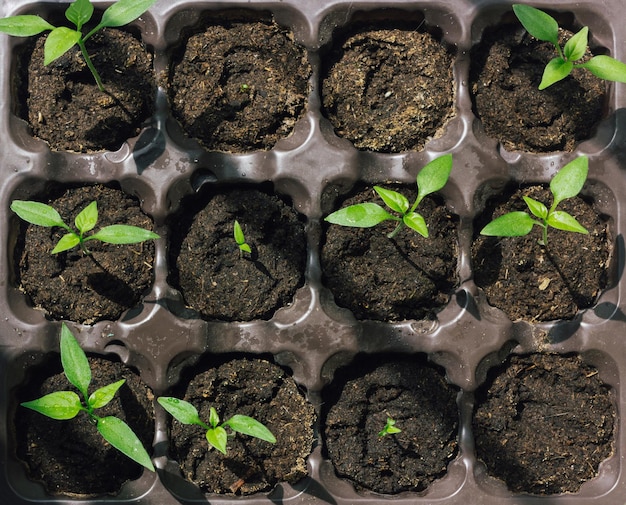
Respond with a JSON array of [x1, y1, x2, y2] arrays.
[[513, 4, 626, 89], [325, 154, 453, 239], [378, 417, 401, 437], [11, 199, 159, 255], [233, 220, 251, 256], [480, 156, 589, 246], [158, 397, 276, 455], [21, 323, 155, 471], [0, 0, 157, 92]]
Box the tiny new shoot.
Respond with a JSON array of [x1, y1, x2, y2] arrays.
[[11, 199, 159, 255], [325, 154, 453, 239], [21, 323, 155, 471], [0, 0, 157, 92], [513, 4, 626, 89], [480, 156, 589, 246], [233, 220, 251, 257], [378, 417, 401, 437], [158, 397, 276, 455]]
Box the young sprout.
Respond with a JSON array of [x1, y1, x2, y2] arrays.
[[11, 199, 159, 255], [480, 156, 589, 246], [233, 220, 251, 256], [512, 4, 626, 89], [378, 417, 401, 437], [21, 323, 155, 471], [158, 397, 276, 455], [0, 0, 157, 92], [325, 154, 453, 239]]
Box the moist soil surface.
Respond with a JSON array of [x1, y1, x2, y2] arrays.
[[323, 355, 459, 494], [17, 28, 155, 153], [14, 356, 155, 497], [470, 24, 605, 153], [321, 23, 454, 153], [15, 185, 157, 325], [167, 13, 310, 152], [169, 187, 306, 321], [473, 353, 616, 494], [321, 185, 458, 322], [472, 186, 611, 322], [168, 358, 315, 495]]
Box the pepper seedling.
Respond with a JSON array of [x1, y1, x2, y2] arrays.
[[0, 0, 157, 92], [233, 220, 251, 256], [512, 4, 626, 89], [158, 397, 276, 455], [378, 417, 402, 437], [325, 154, 453, 239], [11, 199, 160, 255], [21, 323, 155, 471], [480, 156, 589, 246]]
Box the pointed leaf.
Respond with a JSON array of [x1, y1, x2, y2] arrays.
[[548, 211, 589, 234], [325, 202, 394, 228], [225, 415, 276, 444], [97, 416, 154, 471], [550, 156, 588, 206], [44, 27, 80, 65], [158, 397, 206, 427], [0, 15, 55, 36], [89, 225, 159, 244], [233, 220, 246, 246], [51, 232, 81, 254], [209, 407, 220, 428], [75, 201, 98, 234], [206, 426, 228, 455], [403, 212, 428, 237], [89, 379, 125, 409], [65, 0, 94, 30], [523, 196, 548, 220], [579, 55, 626, 83], [21, 391, 82, 420], [60, 323, 91, 399], [10, 200, 67, 228], [416, 154, 453, 204], [373, 186, 409, 214], [564, 26, 588, 62], [480, 211, 536, 237], [539, 57, 573, 89], [99, 0, 157, 28], [512, 4, 559, 45]]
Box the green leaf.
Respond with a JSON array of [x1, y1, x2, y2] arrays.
[[379, 418, 401, 437], [564, 26, 588, 62], [89, 379, 125, 409], [523, 196, 548, 220], [60, 323, 91, 399], [97, 416, 154, 471], [75, 201, 98, 235], [233, 220, 246, 246], [158, 397, 206, 427], [539, 57, 573, 89], [0, 15, 55, 36], [206, 426, 228, 455], [548, 211, 589, 234], [65, 0, 94, 30], [512, 4, 559, 45], [51, 232, 81, 254], [10, 200, 67, 228], [416, 154, 453, 204], [373, 186, 409, 214], [21, 391, 82, 420], [579, 55, 626, 83], [550, 156, 588, 206], [325, 202, 394, 228], [480, 211, 537, 237], [403, 212, 428, 237], [209, 406, 220, 428], [89, 225, 159, 244], [99, 0, 157, 28], [44, 26, 81, 65], [225, 415, 276, 444]]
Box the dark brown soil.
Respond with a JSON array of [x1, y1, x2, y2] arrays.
[[473, 353, 616, 494], [14, 185, 157, 325], [17, 28, 155, 153], [324, 355, 459, 494], [169, 187, 306, 321], [472, 186, 611, 322], [14, 356, 155, 497], [168, 358, 315, 495], [470, 24, 606, 153], [321, 24, 454, 153], [321, 185, 458, 321], [167, 13, 310, 152]]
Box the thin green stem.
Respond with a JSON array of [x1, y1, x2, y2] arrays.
[[387, 222, 404, 239], [77, 38, 105, 92]]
